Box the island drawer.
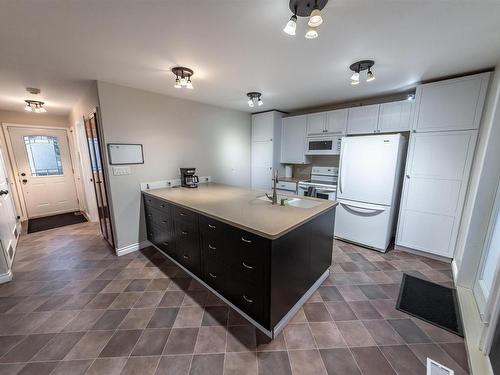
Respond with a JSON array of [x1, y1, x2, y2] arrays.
[[199, 215, 232, 235], [144, 195, 170, 213], [231, 230, 270, 286], [147, 225, 173, 255], [174, 221, 200, 275], [200, 232, 227, 262], [174, 206, 197, 225], [145, 207, 171, 228], [228, 277, 265, 324], [202, 257, 229, 293]]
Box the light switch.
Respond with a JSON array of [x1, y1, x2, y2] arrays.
[[113, 166, 131, 176]]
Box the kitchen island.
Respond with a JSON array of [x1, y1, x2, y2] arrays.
[[143, 183, 337, 337]]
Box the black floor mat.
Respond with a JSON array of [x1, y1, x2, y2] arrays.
[[396, 273, 464, 336], [27, 212, 87, 233]]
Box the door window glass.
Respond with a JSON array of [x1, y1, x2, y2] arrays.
[[23, 135, 64, 176]]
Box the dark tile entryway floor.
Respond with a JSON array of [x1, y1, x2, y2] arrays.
[[0, 222, 469, 375]]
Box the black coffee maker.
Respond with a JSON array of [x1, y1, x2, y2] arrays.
[[180, 168, 199, 188]]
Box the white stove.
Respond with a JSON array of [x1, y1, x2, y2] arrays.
[[298, 166, 338, 200]]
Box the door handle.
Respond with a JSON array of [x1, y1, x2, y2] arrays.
[[0, 190, 8, 196]]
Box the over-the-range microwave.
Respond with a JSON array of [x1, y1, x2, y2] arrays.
[[305, 136, 342, 155]]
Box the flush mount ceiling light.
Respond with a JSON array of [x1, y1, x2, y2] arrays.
[[24, 88, 46, 113], [349, 60, 376, 85], [171, 67, 194, 89], [283, 0, 328, 39], [247, 92, 263, 108]]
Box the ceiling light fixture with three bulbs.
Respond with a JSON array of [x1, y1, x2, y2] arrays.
[[283, 0, 328, 39]]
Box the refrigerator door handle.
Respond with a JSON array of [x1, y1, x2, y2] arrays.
[[339, 142, 345, 194], [338, 200, 387, 213]]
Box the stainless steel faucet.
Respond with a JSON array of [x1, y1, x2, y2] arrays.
[[265, 169, 279, 205]]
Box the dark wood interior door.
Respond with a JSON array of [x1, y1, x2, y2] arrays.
[[84, 110, 115, 248]]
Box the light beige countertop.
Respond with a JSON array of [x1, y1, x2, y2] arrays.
[[144, 183, 336, 240]]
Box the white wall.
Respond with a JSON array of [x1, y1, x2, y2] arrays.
[[455, 63, 500, 286], [97, 81, 251, 250]]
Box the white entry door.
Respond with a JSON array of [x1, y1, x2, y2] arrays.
[[8, 126, 79, 218], [0, 147, 18, 268]]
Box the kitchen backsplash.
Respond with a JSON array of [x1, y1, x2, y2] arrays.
[[291, 155, 340, 179]]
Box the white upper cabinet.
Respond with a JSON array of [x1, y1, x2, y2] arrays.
[[306, 112, 327, 136], [252, 112, 274, 142], [413, 72, 490, 132], [326, 109, 348, 134], [378, 100, 414, 133], [281, 115, 310, 164], [347, 104, 380, 135]]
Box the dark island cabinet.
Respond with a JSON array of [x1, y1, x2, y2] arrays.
[[143, 192, 335, 333]]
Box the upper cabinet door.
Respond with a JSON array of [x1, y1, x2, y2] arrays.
[[306, 112, 327, 136], [378, 100, 414, 133], [326, 109, 348, 135], [347, 104, 380, 135], [252, 112, 274, 142], [413, 72, 490, 132], [281, 115, 309, 164]]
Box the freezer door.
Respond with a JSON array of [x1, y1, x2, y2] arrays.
[[334, 199, 393, 251], [338, 134, 404, 206]]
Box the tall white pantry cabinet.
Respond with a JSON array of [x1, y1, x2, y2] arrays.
[[251, 111, 285, 191], [396, 72, 490, 258]]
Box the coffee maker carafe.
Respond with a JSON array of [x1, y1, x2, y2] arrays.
[[180, 168, 199, 188]]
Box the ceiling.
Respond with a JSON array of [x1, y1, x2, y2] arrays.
[[1, 0, 500, 115]]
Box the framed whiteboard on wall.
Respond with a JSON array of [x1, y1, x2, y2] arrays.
[[107, 143, 144, 165]]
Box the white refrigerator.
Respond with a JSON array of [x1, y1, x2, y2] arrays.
[[335, 134, 407, 252]]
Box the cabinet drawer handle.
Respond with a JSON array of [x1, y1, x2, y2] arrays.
[[208, 244, 217, 250], [182, 254, 190, 260], [148, 213, 152, 217], [208, 224, 217, 229], [160, 204, 166, 208], [242, 261, 254, 270], [161, 220, 167, 224], [179, 213, 187, 217], [241, 237, 252, 244], [209, 272, 217, 278], [243, 295, 253, 303], [162, 242, 169, 246], [181, 231, 188, 235]]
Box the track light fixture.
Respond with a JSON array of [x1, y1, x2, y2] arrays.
[[247, 92, 263, 108], [24, 88, 47, 113], [349, 60, 376, 85], [283, 0, 328, 39], [171, 67, 194, 89]]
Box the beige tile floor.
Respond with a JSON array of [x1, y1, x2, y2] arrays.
[[0, 222, 469, 375]]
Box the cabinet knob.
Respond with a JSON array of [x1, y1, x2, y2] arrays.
[[243, 295, 254, 303], [406, 174, 410, 179], [209, 272, 217, 279], [208, 244, 217, 250], [208, 224, 216, 229], [182, 254, 190, 260]]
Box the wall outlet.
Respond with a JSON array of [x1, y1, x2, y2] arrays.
[[113, 166, 131, 176]]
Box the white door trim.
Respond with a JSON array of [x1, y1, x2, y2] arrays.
[[1, 123, 79, 221]]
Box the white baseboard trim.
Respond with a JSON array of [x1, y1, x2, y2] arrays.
[[115, 240, 152, 256], [456, 286, 494, 375], [0, 270, 13, 284]]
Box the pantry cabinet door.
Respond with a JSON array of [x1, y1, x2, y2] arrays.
[[252, 112, 274, 142], [396, 130, 477, 257]]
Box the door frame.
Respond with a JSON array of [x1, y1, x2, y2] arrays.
[[1, 123, 81, 221]]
